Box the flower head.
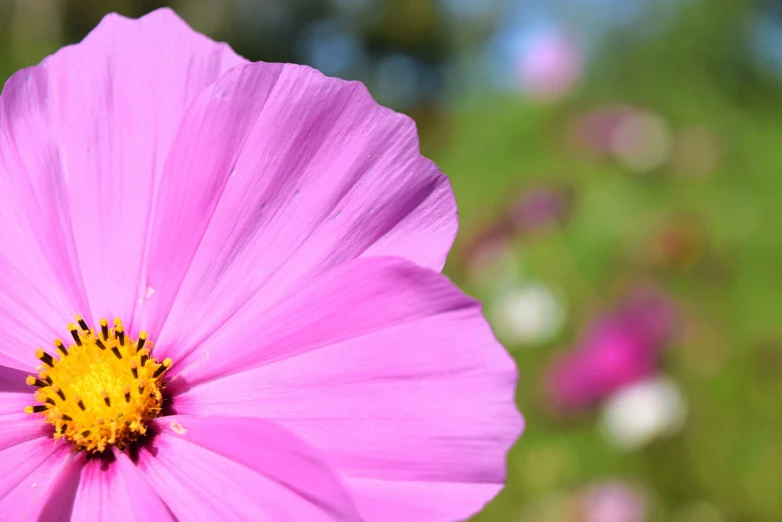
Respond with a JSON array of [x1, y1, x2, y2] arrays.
[[545, 286, 677, 410], [0, 9, 521, 520], [600, 376, 687, 450], [579, 480, 647, 522], [26, 317, 170, 453], [507, 185, 572, 233], [516, 29, 582, 101]]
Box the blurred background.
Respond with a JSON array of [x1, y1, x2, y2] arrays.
[[2, 0, 781, 520]]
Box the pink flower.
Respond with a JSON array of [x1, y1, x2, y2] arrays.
[[0, 9, 522, 521], [506, 185, 572, 233], [545, 287, 676, 410], [570, 104, 636, 155], [580, 481, 646, 522], [516, 30, 582, 101]]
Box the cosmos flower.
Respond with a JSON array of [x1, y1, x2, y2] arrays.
[[545, 286, 677, 411], [516, 29, 581, 101], [0, 9, 522, 521], [506, 185, 572, 234], [490, 282, 565, 347], [601, 375, 687, 451], [569, 104, 672, 173], [579, 480, 647, 522]]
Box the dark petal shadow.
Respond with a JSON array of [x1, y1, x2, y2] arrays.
[[163, 373, 193, 397], [162, 374, 191, 412], [126, 424, 161, 465], [85, 446, 117, 472], [0, 365, 29, 394]]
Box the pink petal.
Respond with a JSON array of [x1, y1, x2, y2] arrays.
[[134, 415, 360, 521], [0, 420, 49, 452], [174, 257, 521, 521], [0, 393, 31, 422], [69, 450, 174, 522], [0, 366, 34, 422], [0, 257, 77, 370], [344, 478, 508, 521], [0, 438, 72, 513], [0, 8, 244, 339], [0, 365, 28, 394], [138, 60, 455, 361]]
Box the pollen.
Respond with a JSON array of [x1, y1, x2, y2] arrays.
[[24, 316, 172, 453]]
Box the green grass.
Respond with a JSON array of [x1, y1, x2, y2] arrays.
[[429, 84, 782, 521]]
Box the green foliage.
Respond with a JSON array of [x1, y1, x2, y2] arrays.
[[430, 10, 782, 517]]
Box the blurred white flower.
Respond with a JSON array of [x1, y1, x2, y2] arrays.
[[491, 282, 565, 346], [601, 375, 687, 450], [611, 111, 672, 174]]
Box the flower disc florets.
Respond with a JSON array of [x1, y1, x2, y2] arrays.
[[24, 316, 171, 453]]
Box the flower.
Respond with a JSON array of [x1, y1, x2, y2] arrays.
[[516, 29, 582, 101], [570, 104, 637, 156], [459, 219, 516, 288], [579, 480, 647, 522], [545, 286, 677, 411], [490, 282, 565, 347], [0, 9, 522, 521], [506, 185, 572, 234], [570, 104, 673, 174], [600, 375, 687, 451]]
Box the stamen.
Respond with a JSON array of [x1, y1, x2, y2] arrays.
[[53, 386, 65, 400], [26, 376, 48, 388], [111, 345, 122, 359], [124, 385, 131, 403], [152, 358, 172, 379], [54, 339, 68, 357], [68, 324, 82, 346], [130, 360, 138, 379], [75, 315, 89, 332], [100, 319, 109, 341], [96, 339, 106, 350], [137, 331, 147, 351], [61, 413, 73, 422], [36, 349, 54, 368], [102, 391, 111, 407], [25, 405, 48, 413], [75, 396, 86, 411]]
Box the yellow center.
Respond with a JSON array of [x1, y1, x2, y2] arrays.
[[24, 315, 172, 453]]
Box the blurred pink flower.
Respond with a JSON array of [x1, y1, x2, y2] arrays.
[[580, 481, 646, 522], [545, 286, 677, 410], [507, 185, 572, 233], [570, 105, 672, 173], [461, 220, 514, 273], [0, 9, 522, 521], [517, 30, 582, 101], [571, 105, 637, 155]]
